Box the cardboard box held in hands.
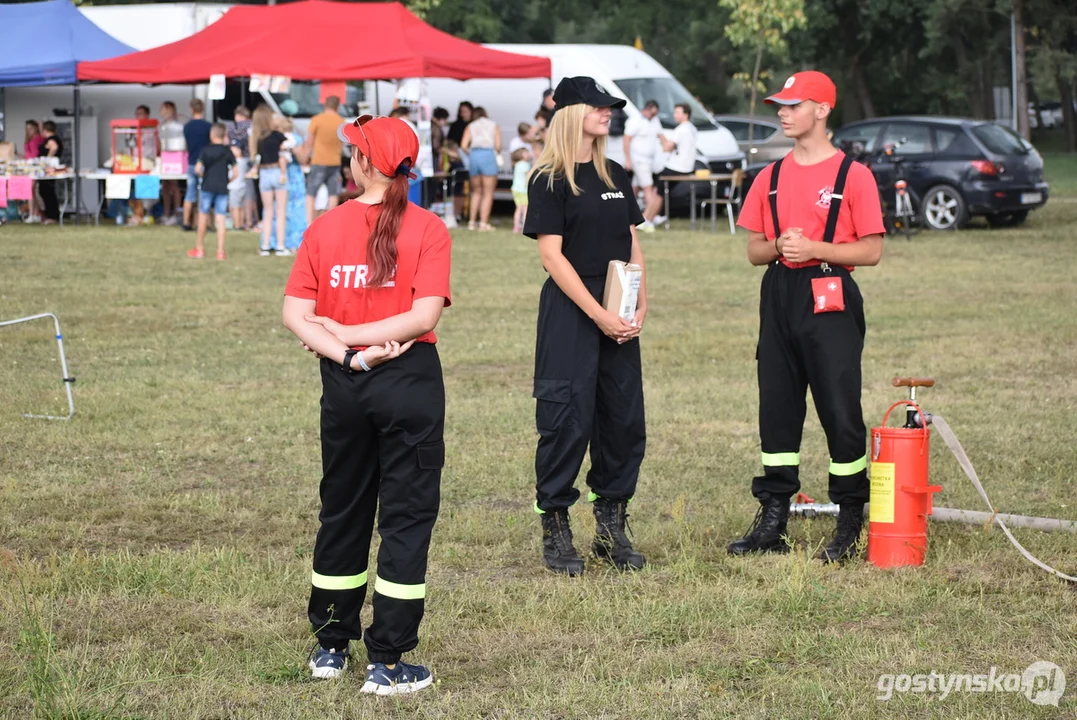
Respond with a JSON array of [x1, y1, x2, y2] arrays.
[[603, 260, 643, 323]]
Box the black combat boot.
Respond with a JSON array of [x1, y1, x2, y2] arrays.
[[817, 503, 865, 563], [592, 497, 646, 571], [541, 508, 585, 576], [727, 493, 792, 556]]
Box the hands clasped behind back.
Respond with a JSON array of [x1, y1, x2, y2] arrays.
[[301, 314, 417, 369]]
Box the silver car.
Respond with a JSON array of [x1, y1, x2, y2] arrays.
[[713, 114, 795, 163]]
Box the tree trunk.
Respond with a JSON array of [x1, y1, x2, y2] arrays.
[[1014, 0, 1030, 139], [747, 41, 764, 151], [1059, 74, 1077, 152], [1026, 78, 1041, 129], [852, 63, 876, 119]]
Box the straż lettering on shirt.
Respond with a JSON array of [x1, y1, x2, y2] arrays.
[[329, 264, 397, 289]]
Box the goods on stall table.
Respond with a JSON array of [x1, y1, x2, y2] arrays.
[[0, 157, 67, 179]]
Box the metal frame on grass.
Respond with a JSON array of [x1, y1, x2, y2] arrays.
[[0, 313, 76, 420]]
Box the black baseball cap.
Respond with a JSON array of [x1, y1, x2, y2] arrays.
[[552, 76, 627, 111]]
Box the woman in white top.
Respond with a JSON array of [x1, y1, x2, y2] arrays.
[[159, 101, 186, 225], [460, 107, 501, 231]]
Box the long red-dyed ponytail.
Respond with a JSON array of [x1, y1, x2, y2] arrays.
[[365, 173, 410, 288]]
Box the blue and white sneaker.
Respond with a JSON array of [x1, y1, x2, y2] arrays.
[[308, 645, 349, 679], [360, 661, 434, 696]]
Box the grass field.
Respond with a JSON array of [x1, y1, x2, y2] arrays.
[[1, 156, 1077, 718]]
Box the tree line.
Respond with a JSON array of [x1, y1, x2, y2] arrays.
[[421, 0, 1076, 150], [66, 0, 1077, 149]]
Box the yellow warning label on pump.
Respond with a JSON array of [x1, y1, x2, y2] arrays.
[[869, 462, 896, 524]]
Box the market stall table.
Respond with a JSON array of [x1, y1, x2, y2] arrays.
[[658, 173, 736, 232], [78, 170, 187, 225]]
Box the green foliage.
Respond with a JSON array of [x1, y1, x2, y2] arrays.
[[718, 0, 807, 127], [63, 0, 1077, 134], [718, 0, 807, 53]]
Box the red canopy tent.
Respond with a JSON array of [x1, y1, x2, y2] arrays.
[[77, 0, 551, 82]]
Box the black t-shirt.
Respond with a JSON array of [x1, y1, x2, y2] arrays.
[[447, 118, 468, 145], [198, 144, 236, 194], [44, 135, 63, 159], [258, 131, 286, 165], [524, 159, 644, 277]]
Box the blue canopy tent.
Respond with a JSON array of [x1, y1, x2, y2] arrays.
[[0, 0, 134, 221]]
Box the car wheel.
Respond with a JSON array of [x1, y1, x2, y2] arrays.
[[922, 185, 968, 231], [985, 209, 1030, 228]]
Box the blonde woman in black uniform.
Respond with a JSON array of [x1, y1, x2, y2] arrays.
[[524, 77, 648, 576]]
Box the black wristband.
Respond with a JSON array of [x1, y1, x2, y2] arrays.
[[341, 349, 359, 374]]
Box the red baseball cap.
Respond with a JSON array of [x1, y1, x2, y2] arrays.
[[764, 71, 837, 108], [338, 115, 419, 180]]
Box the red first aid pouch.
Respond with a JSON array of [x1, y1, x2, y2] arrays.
[[811, 275, 845, 314]]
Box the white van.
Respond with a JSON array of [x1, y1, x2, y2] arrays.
[[372, 44, 744, 176]]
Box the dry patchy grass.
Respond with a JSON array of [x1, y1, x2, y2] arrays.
[[1, 177, 1077, 718]]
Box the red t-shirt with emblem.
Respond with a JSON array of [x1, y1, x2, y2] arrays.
[[738, 150, 885, 270], [285, 200, 452, 345]]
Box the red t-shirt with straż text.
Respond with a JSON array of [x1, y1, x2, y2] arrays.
[[738, 150, 885, 270], [285, 200, 452, 345]]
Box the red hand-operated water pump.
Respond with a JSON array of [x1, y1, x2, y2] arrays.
[[867, 377, 943, 568]]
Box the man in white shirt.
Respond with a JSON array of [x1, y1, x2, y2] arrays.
[[659, 103, 698, 174], [623, 100, 663, 231]]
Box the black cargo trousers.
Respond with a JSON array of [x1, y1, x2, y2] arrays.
[[754, 261, 869, 505], [308, 343, 445, 665], [532, 275, 646, 513]]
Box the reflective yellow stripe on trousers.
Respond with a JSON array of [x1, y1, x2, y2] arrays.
[[829, 456, 868, 476], [374, 575, 426, 600], [311, 570, 368, 590], [761, 452, 800, 467]]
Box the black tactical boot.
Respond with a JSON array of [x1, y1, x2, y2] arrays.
[[592, 497, 646, 571], [817, 503, 865, 563], [727, 494, 792, 556], [541, 508, 585, 576]]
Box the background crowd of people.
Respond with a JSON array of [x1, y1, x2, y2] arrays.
[[429, 97, 550, 232], [13, 119, 63, 224], [9, 88, 655, 241]]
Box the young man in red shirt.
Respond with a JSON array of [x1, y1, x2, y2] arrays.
[[729, 71, 885, 563]]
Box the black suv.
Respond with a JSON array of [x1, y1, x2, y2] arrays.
[[832, 117, 1050, 230]]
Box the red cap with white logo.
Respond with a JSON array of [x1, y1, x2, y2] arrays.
[[764, 71, 837, 108]]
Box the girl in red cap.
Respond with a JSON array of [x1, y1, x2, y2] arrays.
[[283, 115, 451, 693], [524, 76, 649, 576]]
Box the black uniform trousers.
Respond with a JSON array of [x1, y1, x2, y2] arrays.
[[533, 276, 646, 512], [38, 180, 60, 222], [754, 262, 869, 505], [308, 343, 444, 664]]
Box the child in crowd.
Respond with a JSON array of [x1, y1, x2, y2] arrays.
[[442, 140, 468, 221], [256, 114, 290, 255], [511, 146, 532, 233], [339, 164, 361, 203], [228, 140, 249, 232], [509, 122, 532, 154], [280, 116, 300, 164], [189, 123, 237, 260]]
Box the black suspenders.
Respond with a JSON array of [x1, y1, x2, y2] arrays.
[[768, 157, 784, 240], [768, 154, 856, 244]]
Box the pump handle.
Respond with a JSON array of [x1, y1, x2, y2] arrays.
[[892, 377, 935, 388]]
